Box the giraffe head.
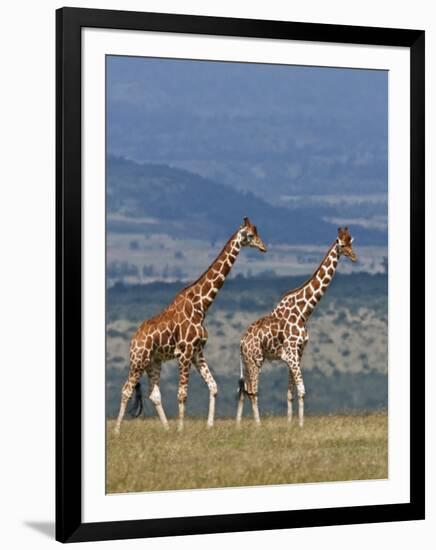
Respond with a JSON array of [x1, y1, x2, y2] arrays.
[[337, 226, 357, 262], [239, 217, 267, 252]]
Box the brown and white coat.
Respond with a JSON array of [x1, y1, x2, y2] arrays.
[[115, 217, 266, 433], [236, 227, 357, 427]]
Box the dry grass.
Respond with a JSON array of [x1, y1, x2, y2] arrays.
[[106, 413, 387, 494]]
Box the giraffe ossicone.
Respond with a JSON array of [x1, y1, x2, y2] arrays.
[[236, 226, 357, 428], [114, 217, 267, 434]]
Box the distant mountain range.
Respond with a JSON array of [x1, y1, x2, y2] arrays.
[[107, 57, 388, 201], [107, 155, 387, 246]]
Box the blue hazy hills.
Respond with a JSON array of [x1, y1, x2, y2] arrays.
[[107, 57, 388, 202], [107, 155, 386, 246]]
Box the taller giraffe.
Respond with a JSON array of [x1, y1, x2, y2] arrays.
[[115, 217, 267, 434], [236, 227, 357, 427]]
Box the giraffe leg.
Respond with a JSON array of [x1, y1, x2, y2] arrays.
[[296, 377, 305, 428], [238, 349, 262, 425], [296, 343, 307, 428], [249, 394, 261, 425], [283, 347, 305, 428], [114, 357, 145, 435], [146, 360, 169, 430], [246, 371, 261, 425], [194, 350, 218, 428], [287, 369, 295, 424], [248, 353, 262, 425], [177, 352, 193, 432]]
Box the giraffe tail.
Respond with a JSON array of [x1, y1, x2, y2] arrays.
[[128, 382, 143, 418], [237, 356, 247, 398]]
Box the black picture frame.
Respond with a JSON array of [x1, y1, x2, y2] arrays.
[[56, 6, 425, 543]]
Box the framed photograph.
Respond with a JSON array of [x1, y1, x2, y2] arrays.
[[56, 7, 425, 543]]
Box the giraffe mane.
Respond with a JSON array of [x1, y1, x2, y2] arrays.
[[176, 230, 238, 295], [280, 240, 337, 300]]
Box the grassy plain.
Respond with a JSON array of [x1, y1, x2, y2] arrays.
[[106, 413, 387, 494]]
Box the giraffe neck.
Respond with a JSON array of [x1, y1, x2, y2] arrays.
[[188, 232, 242, 313], [276, 241, 339, 323]]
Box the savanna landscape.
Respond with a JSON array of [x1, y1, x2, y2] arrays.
[[106, 269, 388, 493], [106, 271, 388, 419], [105, 57, 388, 493]]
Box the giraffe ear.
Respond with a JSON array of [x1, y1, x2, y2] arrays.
[[243, 216, 250, 226]]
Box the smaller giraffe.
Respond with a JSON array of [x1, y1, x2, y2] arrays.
[[236, 227, 357, 427], [114, 217, 267, 434]]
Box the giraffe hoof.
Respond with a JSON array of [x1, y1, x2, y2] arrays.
[[114, 427, 120, 436]]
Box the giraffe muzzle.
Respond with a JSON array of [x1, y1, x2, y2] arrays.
[[257, 241, 267, 253]]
